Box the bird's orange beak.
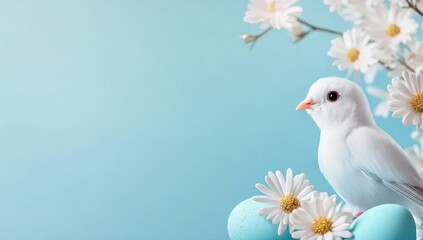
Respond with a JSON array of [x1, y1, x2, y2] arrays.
[[296, 99, 315, 110]]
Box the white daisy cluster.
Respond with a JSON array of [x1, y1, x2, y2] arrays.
[[243, 0, 421, 78], [253, 169, 354, 239], [242, 0, 423, 122], [326, 1, 419, 77], [244, 0, 302, 30], [242, 0, 423, 128]]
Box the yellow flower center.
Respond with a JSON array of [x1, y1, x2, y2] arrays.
[[347, 48, 360, 62], [312, 217, 333, 235], [411, 92, 423, 112], [268, 1, 277, 13], [385, 24, 401, 37], [279, 194, 301, 213]]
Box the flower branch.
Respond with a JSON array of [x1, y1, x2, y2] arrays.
[[406, 0, 423, 17], [242, 18, 342, 49], [241, 27, 272, 50], [297, 18, 342, 36]]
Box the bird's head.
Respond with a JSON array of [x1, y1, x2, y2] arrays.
[[296, 77, 375, 130]]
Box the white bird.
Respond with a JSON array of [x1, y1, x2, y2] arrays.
[[296, 77, 423, 235]]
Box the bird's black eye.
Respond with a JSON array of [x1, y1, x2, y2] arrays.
[[327, 91, 339, 102]]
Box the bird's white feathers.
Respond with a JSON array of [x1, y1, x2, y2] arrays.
[[347, 126, 421, 185], [303, 77, 423, 225], [347, 126, 423, 206]]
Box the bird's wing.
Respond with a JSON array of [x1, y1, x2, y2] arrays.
[[346, 126, 423, 206]]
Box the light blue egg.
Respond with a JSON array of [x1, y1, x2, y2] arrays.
[[346, 204, 416, 240], [227, 198, 294, 240]]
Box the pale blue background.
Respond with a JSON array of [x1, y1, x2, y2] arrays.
[[0, 1, 414, 239]]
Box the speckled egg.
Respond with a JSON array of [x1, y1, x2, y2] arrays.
[[227, 198, 294, 240], [347, 204, 416, 240]]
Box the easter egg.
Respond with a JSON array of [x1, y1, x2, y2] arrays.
[[347, 204, 416, 240], [227, 198, 294, 240]]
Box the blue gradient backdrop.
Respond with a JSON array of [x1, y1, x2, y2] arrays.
[[0, 0, 414, 239]]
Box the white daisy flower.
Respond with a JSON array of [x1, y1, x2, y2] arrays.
[[338, 0, 371, 24], [366, 86, 390, 118], [244, 0, 302, 30], [364, 5, 417, 49], [290, 192, 354, 240], [253, 168, 314, 235], [339, 4, 364, 24], [387, 70, 423, 128], [328, 28, 378, 74], [333, 0, 382, 24]]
